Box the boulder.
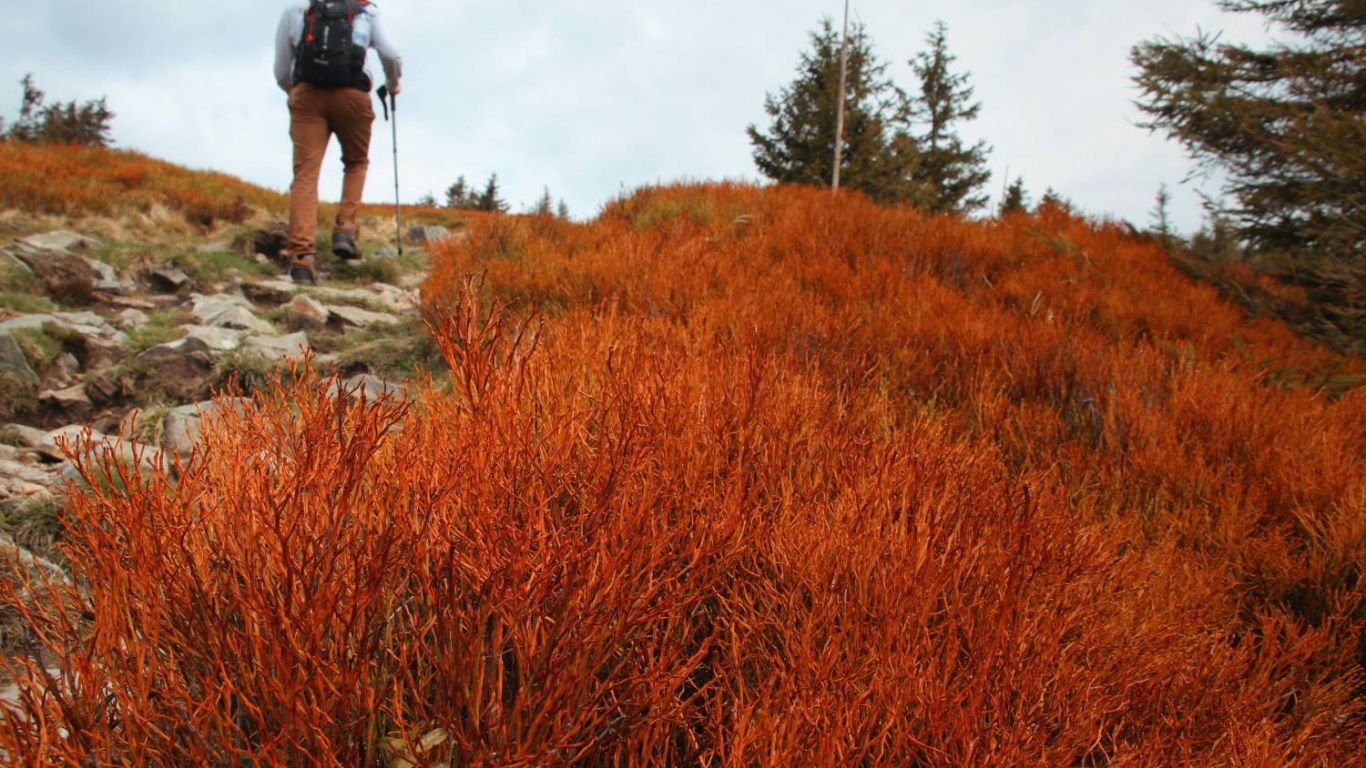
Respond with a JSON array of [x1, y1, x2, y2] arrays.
[[190, 293, 254, 324], [150, 267, 191, 293], [329, 374, 409, 404], [83, 257, 135, 295], [0, 424, 49, 453], [245, 222, 290, 262], [370, 243, 401, 261], [211, 306, 275, 335], [9, 244, 100, 303], [407, 225, 451, 245], [180, 325, 244, 354], [329, 305, 401, 330], [190, 294, 275, 334], [0, 331, 39, 388], [43, 352, 81, 389], [114, 308, 150, 330], [20, 231, 100, 253], [285, 295, 329, 331], [161, 399, 251, 462], [0, 250, 32, 277], [38, 384, 93, 419], [243, 332, 310, 362], [0, 531, 69, 587]]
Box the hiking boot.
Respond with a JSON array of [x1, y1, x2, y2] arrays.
[[331, 231, 362, 261], [289, 255, 318, 286]]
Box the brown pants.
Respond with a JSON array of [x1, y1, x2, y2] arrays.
[[286, 83, 375, 259]]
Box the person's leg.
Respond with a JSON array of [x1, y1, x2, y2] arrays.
[[287, 84, 331, 268], [330, 88, 375, 248]]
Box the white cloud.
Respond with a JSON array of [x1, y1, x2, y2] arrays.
[[1, 1, 1276, 229]]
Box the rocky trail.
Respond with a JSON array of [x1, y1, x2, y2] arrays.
[[0, 219, 455, 644]]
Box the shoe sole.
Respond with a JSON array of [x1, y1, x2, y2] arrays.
[[332, 238, 361, 261]]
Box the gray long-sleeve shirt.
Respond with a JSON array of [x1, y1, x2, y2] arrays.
[[274, 1, 402, 93]]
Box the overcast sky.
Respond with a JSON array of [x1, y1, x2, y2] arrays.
[[3, 1, 1273, 232]]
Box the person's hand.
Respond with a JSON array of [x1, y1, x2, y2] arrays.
[[389, 82, 402, 96]]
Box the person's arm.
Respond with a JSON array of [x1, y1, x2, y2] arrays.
[[274, 8, 299, 93], [369, 11, 403, 93]]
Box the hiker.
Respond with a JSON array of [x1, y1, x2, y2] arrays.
[[274, 0, 402, 284]]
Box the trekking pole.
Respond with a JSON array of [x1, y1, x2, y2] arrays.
[[377, 85, 403, 257]]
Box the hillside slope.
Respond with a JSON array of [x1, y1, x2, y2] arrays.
[[2, 178, 1364, 765]]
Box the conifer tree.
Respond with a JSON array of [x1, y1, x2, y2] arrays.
[[1133, 1, 1366, 265], [1000, 177, 1028, 215], [905, 22, 991, 214], [556, 199, 571, 220], [747, 19, 915, 203], [476, 174, 509, 214], [445, 176, 478, 210], [8, 74, 114, 147], [531, 186, 554, 216]]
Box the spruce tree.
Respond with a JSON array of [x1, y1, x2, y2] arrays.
[[905, 22, 991, 214], [1000, 177, 1028, 215], [476, 174, 509, 214], [747, 19, 915, 203], [1133, 1, 1366, 266], [445, 176, 477, 210], [531, 186, 554, 216]]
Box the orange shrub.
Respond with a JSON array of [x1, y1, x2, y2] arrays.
[[2, 184, 1363, 765], [0, 142, 285, 223]]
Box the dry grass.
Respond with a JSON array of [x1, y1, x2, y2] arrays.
[[0, 183, 1362, 765]]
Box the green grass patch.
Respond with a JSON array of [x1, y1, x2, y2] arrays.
[[0, 292, 57, 314], [124, 324, 187, 355], [172, 250, 276, 286]]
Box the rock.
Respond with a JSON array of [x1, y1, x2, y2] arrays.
[[246, 222, 290, 262], [190, 293, 254, 324], [114, 308, 150, 330], [0, 424, 49, 452], [196, 241, 233, 255], [285, 295, 328, 330], [162, 399, 251, 462], [0, 531, 69, 586], [240, 278, 299, 305], [139, 335, 213, 361], [9, 244, 100, 303], [329, 374, 408, 404], [180, 325, 244, 353], [150, 267, 191, 293], [83, 257, 135, 295], [0, 331, 40, 388], [132, 339, 216, 402], [407, 225, 450, 245], [243, 332, 310, 362], [38, 384, 93, 419], [329, 305, 400, 330], [20, 231, 100, 253], [0, 250, 32, 276], [211, 306, 275, 335], [371, 243, 400, 261], [190, 294, 275, 334], [43, 352, 81, 389]]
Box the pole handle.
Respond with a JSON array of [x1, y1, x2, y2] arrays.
[[376, 85, 392, 121]]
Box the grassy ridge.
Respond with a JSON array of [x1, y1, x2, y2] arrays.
[[0, 142, 470, 230], [2, 183, 1363, 764]]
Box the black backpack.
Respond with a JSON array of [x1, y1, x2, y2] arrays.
[[295, 0, 368, 90]]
